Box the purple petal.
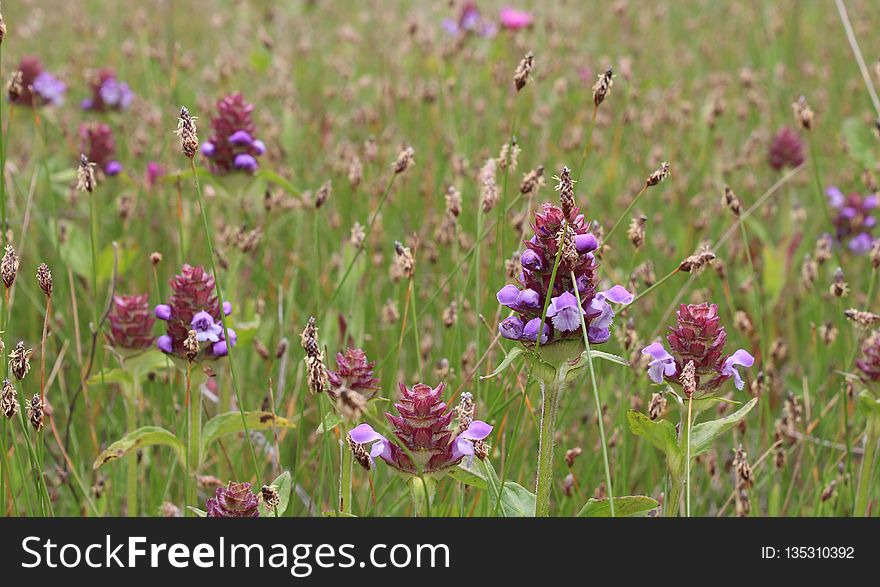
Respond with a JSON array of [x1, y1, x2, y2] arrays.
[[157, 335, 173, 353], [234, 153, 258, 172], [722, 349, 755, 390], [520, 249, 542, 271], [546, 291, 579, 317], [252, 140, 266, 155], [228, 130, 253, 146], [223, 301, 233, 316], [499, 315, 525, 340], [349, 423, 392, 463], [212, 340, 228, 356], [459, 420, 492, 441], [575, 233, 598, 254], [587, 326, 610, 344], [588, 297, 614, 330], [522, 318, 549, 344], [597, 285, 634, 305], [516, 288, 540, 310], [201, 141, 216, 157], [848, 233, 874, 254], [496, 284, 520, 307], [826, 186, 844, 208], [104, 161, 123, 176], [155, 304, 172, 321], [642, 342, 672, 362]]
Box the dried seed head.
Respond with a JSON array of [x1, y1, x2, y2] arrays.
[[646, 161, 670, 187], [7, 70, 22, 102], [648, 392, 667, 421], [818, 321, 839, 345], [520, 165, 545, 196], [554, 166, 575, 218], [315, 180, 332, 209], [150, 251, 163, 265], [348, 156, 363, 188], [336, 387, 368, 422], [76, 153, 97, 193], [442, 300, 457, 328], [0, 10, 6, 45], [27, 394, 44, 432], [392, 144, 415, 174], [1, 244, 19, 289], [513, 51, 534, 92], [733, 446, 753, 489], [479, 158, 499, 213], [498, 137, 520, 171], [444, 185, 462, 217], [1, 378, 17, 419], [274, 338, 288, 359], [348, 434, 372, 471], [814, 233, 833, 265], [734, 310, 754, 336], [871, 238, 880, 269], [592, 66, 614, 106], [176, 106, 199, 159], [183, 330, 200, 361], [830, 267, 849, 298], [627, 214, 647, 249], [349, 222, 366, 248], [565, 447, 583, 468], [800, 254, 818, 289], [9, 341, 32, 381], [260, 484, 281, 509], [678, 242, 715, 274], [792, 95, 814, 131], [36, 263, 52, 298], [381, 298, 400, 324], [253, 338, 270, 360], [722, 186, 742, 216], [392, 241, 415, 281], [681, 360, 696, 398], [300, 317, 328, 394]]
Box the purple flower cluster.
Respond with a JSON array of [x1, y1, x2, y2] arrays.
[[9, 56, 66, 107], [349, 382, 492, 475], [767, 127, 805, 170], [81, 69, 133, 112], [496, 202, 633, 346], [826, 186, 878, 254], [442, 2, 497, 38], [201, 93, 266, 174], [205, 482, 259, 518], [154, 264, 237, 360], [641, 303, 754, 393], [79, 122, 123, 176]]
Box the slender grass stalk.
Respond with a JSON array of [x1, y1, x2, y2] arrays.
[[570, 270, 615, 516], [604, 185, 648, 246], [125, 379, 138, 516], [855, 418, 878, 516], [339, 422, 353, 514], [575, 104, 599, 186]]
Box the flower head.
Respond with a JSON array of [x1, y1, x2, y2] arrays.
[[641, 303, 754, 393], [81, 69, 133, 111], [201, 93, 265, 175], [826, 186, 877, 254], [348, 382, 492, 475], [79, 122, 122, 177], [154, 265, 235, 361], [107, 294, 156, 351], [499, 7, 534, 30], [205, 482, 259, 518], [9, 56, 65, 107], [328, 348, 381, 421], [767, 127, 805, 170]]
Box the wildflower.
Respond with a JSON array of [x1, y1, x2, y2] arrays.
[[592, 67, 614, 107], [733, 446, 753, 517], [1, 244, 19, 289], [76, 154, 97, 193], [391, 241, 415, 281], [348, 382, 492, 475], [442, 2, 497, 38], [27, 394, 44, 432], [205, 482, 260, 517], [825, 186, 877, 254], [513, 51, 534, 92], [845, 308, 880, 329], [9, 341, 33, 381], [80, 122, 122, 176], [767, 127, 805, 170], [499, 7, 534, 30], [520, 166, 545, 195], [36, 263, 52, 298], [1, 379, 17, 419], [8, 56, 65, 107], [327, 348, 380, 421], [81, 69, 133, 111], [641, 303, 754, 393], [107, 294, 156, 351], [154, 265, 236, 360], [200, 94, 265, 175], [497, 200, 632, 345], [300, 317, 328, 394], [829, 267, 849, 297], [176, 106, 199, 159], [648, 392, 667, 421]]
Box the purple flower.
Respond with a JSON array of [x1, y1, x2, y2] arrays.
[[146, 161, 163, 188], [450, 420, 493, 465], [575, 233, 598, 254], [585, 285, 634, 342], [191, 310, 223, 343], [228, 130, 253, 146], [547, 291, 584, 332], [500, 7, 534, 30], [201, 141, 216, 157], [252, 140, 266, 155], [157, 335, 173, 354], [98, 78, 133, 110], [205, 482, 259, 518], [32, 72, 66, 106], [104, 160, 123, 176], [516, 288, 541, 310], [849, 233, 874, 254], [721, 349, 755, 390], [234, 153, 258, 172], [642, 342, 677, 383], [497, 284, 520, 307], [523, 318, 549, 344], [827, 186, 845, 208], [223, 301, 233, 316], [499, 315, 525, 340], [212, 328, 237, 357], [349, 423, 393, 466], [521, 249, 542, 271], [155, 304, 172, 321]]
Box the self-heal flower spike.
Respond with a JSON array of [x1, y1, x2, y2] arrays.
[[81, 69, 133, 112], [80, 122, 122, 177], [349, 382, 492, 475], [107, 294, 156, 351], [205, 482, 260, 518], [201, 93, 264, 175], [8, 56, 65, 107], [641, 303, 754, 394], [328, 348, 380, 421]]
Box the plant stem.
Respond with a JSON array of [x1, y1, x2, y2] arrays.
[[570, 270, 615, 515], [685, 393, 693, 517], [339, 422, 353, 514], [125, 380, 139, 517], [855, 418, 878, 516], [604, 185, 648, 246], [535, 378, 561, 517], [575, 104, 599, 186]]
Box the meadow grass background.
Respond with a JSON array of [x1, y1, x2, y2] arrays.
[[1, 0, 879, 516]]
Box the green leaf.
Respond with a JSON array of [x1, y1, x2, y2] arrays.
[[691, 395, 740, 418], [187, 507, 207, 517], [577, 495, 659, 517], [857, 390, 880, 417], [627, 411, 680, 460], [316, 411, 343, 434], [587, 350, 630, 366], [256, 169, 301, 195], [201, 411, 297, 451], [690, 397, 758, 457], [480, 346, 526, 381], [842, 117, 877, 169], [93, 427, 184, 470], [258, 471, 292, 517], [88, 352, 170, 386], [481, 459, 535, 517], [447, 461, 488, 490]]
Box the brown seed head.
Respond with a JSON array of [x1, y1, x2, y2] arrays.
[[1, 244, 19, 289], [513, 51, 534, 92], [36, 263, 52, 298], [592, 66, 614, 106]]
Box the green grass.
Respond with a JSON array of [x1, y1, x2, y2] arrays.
[[0, 0, 878, 517]]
